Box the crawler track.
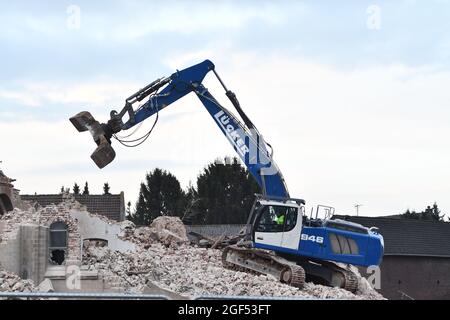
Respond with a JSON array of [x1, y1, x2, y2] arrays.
[[222, 245, 305, 288], [222, 245, 359, 293]]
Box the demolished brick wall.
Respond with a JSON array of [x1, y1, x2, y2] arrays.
[[0, 201, 82, 264], [0, 196, 385, 299]]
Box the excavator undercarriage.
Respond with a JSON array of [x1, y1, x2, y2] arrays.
[[222, 245, 306, 288], [222, 245, 359, 293]]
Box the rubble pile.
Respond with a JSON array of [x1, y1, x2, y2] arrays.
[[85, 216, 384, 299], [1, 198, 384, 299], [0, 267, 37, 293], [120, 216, 188, 248]]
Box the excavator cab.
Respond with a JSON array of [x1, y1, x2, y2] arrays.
[[244, 194, 305, 252], [232, 194, 383, 291]]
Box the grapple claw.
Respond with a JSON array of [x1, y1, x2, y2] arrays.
[[91, 136, 116, 169], [70, 111, 96, 132], [70, 111, 116, 169]]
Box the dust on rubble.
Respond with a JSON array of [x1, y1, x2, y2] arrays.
[[0, 266, 37, 294], [120, 216, 188, 249], [1, 197, 385, 299], [89, 215, 385, 300]]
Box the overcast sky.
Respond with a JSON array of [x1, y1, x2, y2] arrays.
[[1, 0, 449, 218]]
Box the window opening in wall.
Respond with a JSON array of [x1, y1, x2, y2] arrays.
[[49, 221, 68, 265]]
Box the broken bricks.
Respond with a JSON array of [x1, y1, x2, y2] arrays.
[[0, 196, 385, 299]]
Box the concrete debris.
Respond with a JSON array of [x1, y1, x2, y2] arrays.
[[82, 241, 383, 299], [149, 216, 189, 246], [83, 214, 384, 299], [121, 216, 188, 248], [38, 278, 54, 293], [0, 267, 37, 293], [1, 197, 384, 299], [188, 231, 242, 249]]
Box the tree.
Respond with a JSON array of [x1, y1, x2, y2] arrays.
[[195, 157, 260, 224], [60, 186, 65, 194], [73, 183, 80, 195], [83, 182, 89, 195], [125, 201, 132, 219], [129, 168, 186, 226], [402, 202, 444, 222], [181, 182, 200, 225], [103, 182, 111, 195], [431, 203, 444, 221]]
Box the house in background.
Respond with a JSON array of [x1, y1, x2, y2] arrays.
[[21, 193, 126, 222], [0, 170, 16, 215], [335, 215, 450, 300]]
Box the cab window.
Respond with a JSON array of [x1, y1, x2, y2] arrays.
[[255, 205, 298, 233]]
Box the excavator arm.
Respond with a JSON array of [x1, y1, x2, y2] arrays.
[[70, 60, 289, 198], [70, 59, 384, 292]]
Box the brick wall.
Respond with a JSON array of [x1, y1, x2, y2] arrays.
[[0, 195, 85, 283]]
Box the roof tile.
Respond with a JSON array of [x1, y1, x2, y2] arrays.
[[21, 194, 124, 221]]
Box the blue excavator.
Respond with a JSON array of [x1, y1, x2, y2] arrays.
[[70, 60, 384, 292]]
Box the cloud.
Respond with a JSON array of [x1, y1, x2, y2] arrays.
[[0, 1, 289, 41], [2, 52, 450, 219], [104, 1, 286, 40], [0, 79, 140, 108], [217, 53, 450, 216], [0, 89, 41, 107]]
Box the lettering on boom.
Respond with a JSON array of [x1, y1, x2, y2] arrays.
[[214, 110, 250, 157]]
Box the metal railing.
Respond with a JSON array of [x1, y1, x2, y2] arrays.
[[0, 292, 169, 300], [0, 291, 340, 300]]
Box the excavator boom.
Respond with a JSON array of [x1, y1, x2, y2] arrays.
[[70, 60, 289, 198], [70, 59, 384, 293]]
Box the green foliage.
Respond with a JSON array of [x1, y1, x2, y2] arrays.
[[103, 182, 111, 195], [129, 168, 186, 226], [125, 201, 132, 219], [194, 157, 260, 224], [181, 182, 200, 225], [82, 182, 89, 195], [402, 202, 444, 221], [128, 158, 260, 225], [73, 183, 80, 195]]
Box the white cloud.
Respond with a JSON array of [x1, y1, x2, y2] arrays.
[[163, 50, 215, 70], [0, 89, 41, 107], [94, 2, 288, 40], [2, 52, 450, 219], [217, 53, 450, 216], [0, 79, 140, 108], [0, 2, 293, 41]]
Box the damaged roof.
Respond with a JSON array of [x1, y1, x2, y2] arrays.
[[334, 215, 450, 258], [21, 193, 125, 221]]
